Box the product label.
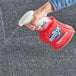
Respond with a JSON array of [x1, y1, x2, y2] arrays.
[[49, 25, 61, 42]]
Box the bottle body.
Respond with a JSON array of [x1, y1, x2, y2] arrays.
[[39, 17, 75, 50]]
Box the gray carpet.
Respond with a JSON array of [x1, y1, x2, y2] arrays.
[[0, 0, 76, 76]]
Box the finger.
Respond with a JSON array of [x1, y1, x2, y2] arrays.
[[26, 24, 35, 30], [29, 24, 36, 31], [26, 24, 32, 30], [32, 27, 36, 31], [35, 25, 41, 30]]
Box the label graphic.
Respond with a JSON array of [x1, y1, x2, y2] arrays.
[[49, 25, 61, 42]]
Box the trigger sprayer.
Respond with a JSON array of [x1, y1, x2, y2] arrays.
[[18, 10, 75, 50], [18, 10, 50, 28]]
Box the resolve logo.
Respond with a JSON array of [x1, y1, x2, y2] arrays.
[[49, 25, 61, 42]]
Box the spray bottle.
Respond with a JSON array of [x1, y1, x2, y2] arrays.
[[18, 10, 75, 50]]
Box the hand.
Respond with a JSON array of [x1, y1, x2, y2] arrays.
[[26, 9, 47, 30], [26, 1, 54, 31]]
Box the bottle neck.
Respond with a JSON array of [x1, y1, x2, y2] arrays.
[[37, 17, 50, 28]]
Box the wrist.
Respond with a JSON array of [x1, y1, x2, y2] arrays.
[[41, 2, 54, 14]]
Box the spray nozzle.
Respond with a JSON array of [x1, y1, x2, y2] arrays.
[[18, 10, 34, 26]]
